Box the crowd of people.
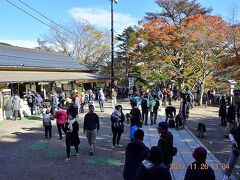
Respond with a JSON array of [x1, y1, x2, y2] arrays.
[[10, 85, 240, 179]]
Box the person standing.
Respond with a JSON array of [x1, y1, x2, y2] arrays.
[[49, 92, 58, 115], [64, 105, 80, 163], [111, 105, 124, 148], [83, 105, 100, 156], [12, 93, 21, 120], [80, 91, 85, 113], [34, 93, 43, 115], [157, 122, 174, 167], [223, 125, 240, 179], [74, 92, 80, 116], [141, 93, 149, 125], [179, 97, 190, 125], [59, 91, 65, 108], [98, 88, 105, 112], [123, 129, 149, 180], [54, 106, 67, 140], [219, 96, 227, 126], [42, 110, 53, 140], [26, 90, 34, 115], [149, 96, 156, 125], [130, 102, 142, 127], [184, 147, 215, 180]]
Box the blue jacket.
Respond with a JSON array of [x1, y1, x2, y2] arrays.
[[123, 140, 149, 180]]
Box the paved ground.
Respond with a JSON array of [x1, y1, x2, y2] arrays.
[[185, 105, 240, 179], [0, 100, 239, 180]]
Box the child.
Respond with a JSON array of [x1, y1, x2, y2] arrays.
[[130, 123, 141, 142], [43, 110, 54, 140]]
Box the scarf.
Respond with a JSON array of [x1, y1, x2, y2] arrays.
[[67, 119, 76, 132]]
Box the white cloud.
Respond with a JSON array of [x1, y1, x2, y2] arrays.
[[0, 39, 38, 49], [68, 7, 138, 33]]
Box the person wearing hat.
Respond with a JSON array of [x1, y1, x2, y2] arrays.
[[135, 146, 172, 180], [64, 104, 80, 163], [157, 121, 173, 167], [184, 146, 215, 180]]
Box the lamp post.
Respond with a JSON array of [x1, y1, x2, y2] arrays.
[[111, 0, 118, 87]]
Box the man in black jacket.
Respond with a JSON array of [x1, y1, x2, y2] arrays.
[[83, 105, 100, 156], [157, 122, 173, 167], [123, 129, 149, 180]]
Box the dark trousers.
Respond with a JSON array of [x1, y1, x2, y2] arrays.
[[66, 145, 78, 158], [13, 110, 21, 120], [28, 103, 34, 115], [57, 124, 65, 139], [150, 111, 158, 124], [112, 128, 122, 146], [142, 109, 149, 124], [45, 125, 52, 139], [80, 103, 85, 113]]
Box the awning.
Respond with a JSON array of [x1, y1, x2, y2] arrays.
[[0, 71, 111, 83]]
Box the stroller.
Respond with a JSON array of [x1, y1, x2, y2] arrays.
[[175, 113, 184, 130]]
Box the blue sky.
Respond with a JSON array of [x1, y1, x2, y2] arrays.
[[0, 0, 239, 48]]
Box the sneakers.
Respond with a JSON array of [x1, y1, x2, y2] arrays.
[[64, 157, 70, 163], [111, 145, 116, 149], [116, 144, 122, 147], [76, 153, 80, 157]]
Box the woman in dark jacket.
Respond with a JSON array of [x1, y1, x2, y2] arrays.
[[135, 146, 172, 180], [64, 105, 80, 163], [111, 105, 125, 148]]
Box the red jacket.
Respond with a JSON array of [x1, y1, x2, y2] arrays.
[[54, 110, 67, 125]]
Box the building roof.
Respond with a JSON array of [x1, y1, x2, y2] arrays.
[[0, 44, 96, 72], [0, 71, 111, 83]]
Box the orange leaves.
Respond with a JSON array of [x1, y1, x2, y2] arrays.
[[139, 18, 182, 46], [182, 14, 228, 45]]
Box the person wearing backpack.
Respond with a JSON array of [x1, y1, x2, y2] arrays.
[[43, 110, 54, 140], [149, 96, 156, 125], [157, 122, 174, 167], [141, 93, 149, 125], [135, 146, 172, 180]]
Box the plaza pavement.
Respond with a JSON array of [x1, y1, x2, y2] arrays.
[[0, 100, 237, 180]]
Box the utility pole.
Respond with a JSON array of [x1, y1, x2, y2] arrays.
[[111, 0, 118, 87]]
